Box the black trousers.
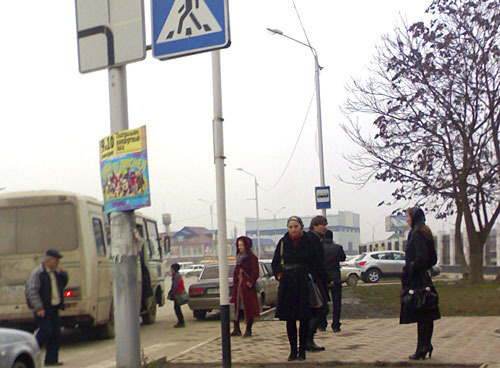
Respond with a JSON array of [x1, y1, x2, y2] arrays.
[[329, 281, 342, 329], [35, 309, 61, 365], [174, 300, 184, 323]]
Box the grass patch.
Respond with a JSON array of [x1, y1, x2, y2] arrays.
[[350, 281, 500, 317]]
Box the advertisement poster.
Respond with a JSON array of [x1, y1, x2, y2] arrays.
[[99, 126, 151, 213], [385, 214, 409, 232]]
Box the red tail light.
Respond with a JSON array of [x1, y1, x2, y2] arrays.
[[189, 287, 205, 296], [358, 261, 367, 266], [64, 287, 81, 299]]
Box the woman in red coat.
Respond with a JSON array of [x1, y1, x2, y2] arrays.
[[230, 236, 260, 337]]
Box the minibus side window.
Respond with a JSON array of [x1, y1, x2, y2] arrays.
[[93, 218, 106, 257], [146, 220, 161, 260]]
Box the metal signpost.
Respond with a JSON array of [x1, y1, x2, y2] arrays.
[[151, 1, 232, 366], [75, 1, 147, 366], [315, 186, 331, 210], [151, 0, 230, 59]]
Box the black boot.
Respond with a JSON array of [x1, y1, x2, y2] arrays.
[[286, 321, 298, 361], [243, 319, 253, 337], [231, 320, 241, 336], [305, 336, 325, 352], [422, 321, 434, 358], [298, 319, 308, 360], [409, 322, 426, 360]]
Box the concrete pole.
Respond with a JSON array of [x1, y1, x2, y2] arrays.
[[108, 65, 141, 368], [211, 50, 231, 368]]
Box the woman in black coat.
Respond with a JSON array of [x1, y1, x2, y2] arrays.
[[271, 216, 321, 362], [400, 207, 440, 360]]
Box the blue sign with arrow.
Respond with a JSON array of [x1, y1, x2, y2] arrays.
[[152, 0, 230, 60]]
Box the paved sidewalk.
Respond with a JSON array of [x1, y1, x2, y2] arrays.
[[168, 316, 500, 367]]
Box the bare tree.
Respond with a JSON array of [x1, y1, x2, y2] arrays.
[[342, 0, 500, 283]]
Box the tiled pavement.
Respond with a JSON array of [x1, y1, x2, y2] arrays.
[[168, 316, 500, 367]]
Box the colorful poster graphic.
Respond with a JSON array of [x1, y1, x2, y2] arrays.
[[99, 126, 151, 213]]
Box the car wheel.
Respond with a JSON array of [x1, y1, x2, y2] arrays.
[[193, 310, 207, 320], [142, 300, 157, 325], [366, 268, 381, 283], [346, 273, 359, 287], [12, 359, 30, 368]]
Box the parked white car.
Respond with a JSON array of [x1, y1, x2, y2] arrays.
[[179, 264, 205, 277], [341, 266, 361, 286], [0, 328, 42, 368]]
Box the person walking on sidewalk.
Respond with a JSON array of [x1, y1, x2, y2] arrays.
[[230, 236, 260, 337], [306, 216, 330, 352], [25, 249, 68, 366], [400, 207, 440, 360], [168, 263, 185, 328], [272, 216, 321, 362], [323, 230, 346, 333]]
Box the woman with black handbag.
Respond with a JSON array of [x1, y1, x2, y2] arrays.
[[400, 207, 440, 360], [271, 216, 322, 362]]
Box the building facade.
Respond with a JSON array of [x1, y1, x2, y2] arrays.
[[245, 211, 361, 255]]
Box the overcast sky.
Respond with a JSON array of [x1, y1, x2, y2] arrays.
[[1, 0, 454, 243]]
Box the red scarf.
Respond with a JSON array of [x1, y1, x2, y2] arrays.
[[290, 232, 302, 247]]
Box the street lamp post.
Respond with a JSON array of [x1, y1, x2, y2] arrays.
[[236, 168, 261, 259], [199, 199, 216, 256], [267, 28, 327, 217], [264, 207, 286, 244]]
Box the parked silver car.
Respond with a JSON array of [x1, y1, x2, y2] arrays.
[[188, 261, 278, 320], [0, 328, 41, 368], [356, 251, 406, 283]]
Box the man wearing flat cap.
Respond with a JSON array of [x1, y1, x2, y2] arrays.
[[26, 249, 68, 366]]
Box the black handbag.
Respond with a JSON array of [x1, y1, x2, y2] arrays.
[[401, 285, 438, 313], [308, 275, 324, 309]]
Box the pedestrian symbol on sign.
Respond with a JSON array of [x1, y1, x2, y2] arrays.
[[156, 0, 222, 43]]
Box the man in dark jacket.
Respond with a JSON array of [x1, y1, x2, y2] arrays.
[[323, 230, 346, 332], [26, 249, 68, 366], [306, 216, 330, 352]]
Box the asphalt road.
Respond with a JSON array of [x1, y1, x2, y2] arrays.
[[53, 276, 221, 368]]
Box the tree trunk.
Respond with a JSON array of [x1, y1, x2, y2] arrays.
[[468, 240, 484, 284], [454, 210, 470, 280]]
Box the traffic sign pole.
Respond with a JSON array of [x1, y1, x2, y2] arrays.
[[108, 65, 141, 368], [212, 49, 231, 368]]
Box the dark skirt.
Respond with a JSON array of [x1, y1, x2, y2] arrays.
[[275, 268, 310, 321]]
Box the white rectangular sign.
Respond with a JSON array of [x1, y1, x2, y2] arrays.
[[75, 0, 146, 73]]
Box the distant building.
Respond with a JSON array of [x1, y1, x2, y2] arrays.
[[245, 211, 361, 255], [166, 226, 234, 263], [359, 223, 500, 266]]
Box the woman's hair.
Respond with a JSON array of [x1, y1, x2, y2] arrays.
[[406, 207, 433, 239], [171, 263, 180, 272], [236, 236, 253, 254], [309, 215, 327, 230]]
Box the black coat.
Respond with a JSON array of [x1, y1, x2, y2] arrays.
[[323, 239, 346, 282], [400, 229, 441, 324], [271, 232, 320, 321], [308, 231, 330, 303]]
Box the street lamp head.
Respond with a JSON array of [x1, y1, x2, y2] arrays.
[[236, 168, 243, 171], [266, 28, 283, 35]]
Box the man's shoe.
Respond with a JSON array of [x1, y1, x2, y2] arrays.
[[318, 325, 327, 332], [45, 363, 63, 366], [305, 341, 325, 352], [174, 322, 185, 328], [332, 327, 341, 333]]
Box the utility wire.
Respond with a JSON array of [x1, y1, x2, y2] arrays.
[[260, 88, 316, 191], [291, 0, 314, 53]]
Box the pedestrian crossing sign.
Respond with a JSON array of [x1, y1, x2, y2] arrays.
[[152, 0, 230, 60]]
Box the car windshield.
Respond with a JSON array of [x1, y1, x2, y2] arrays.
[[200, 265, 236, 280]]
